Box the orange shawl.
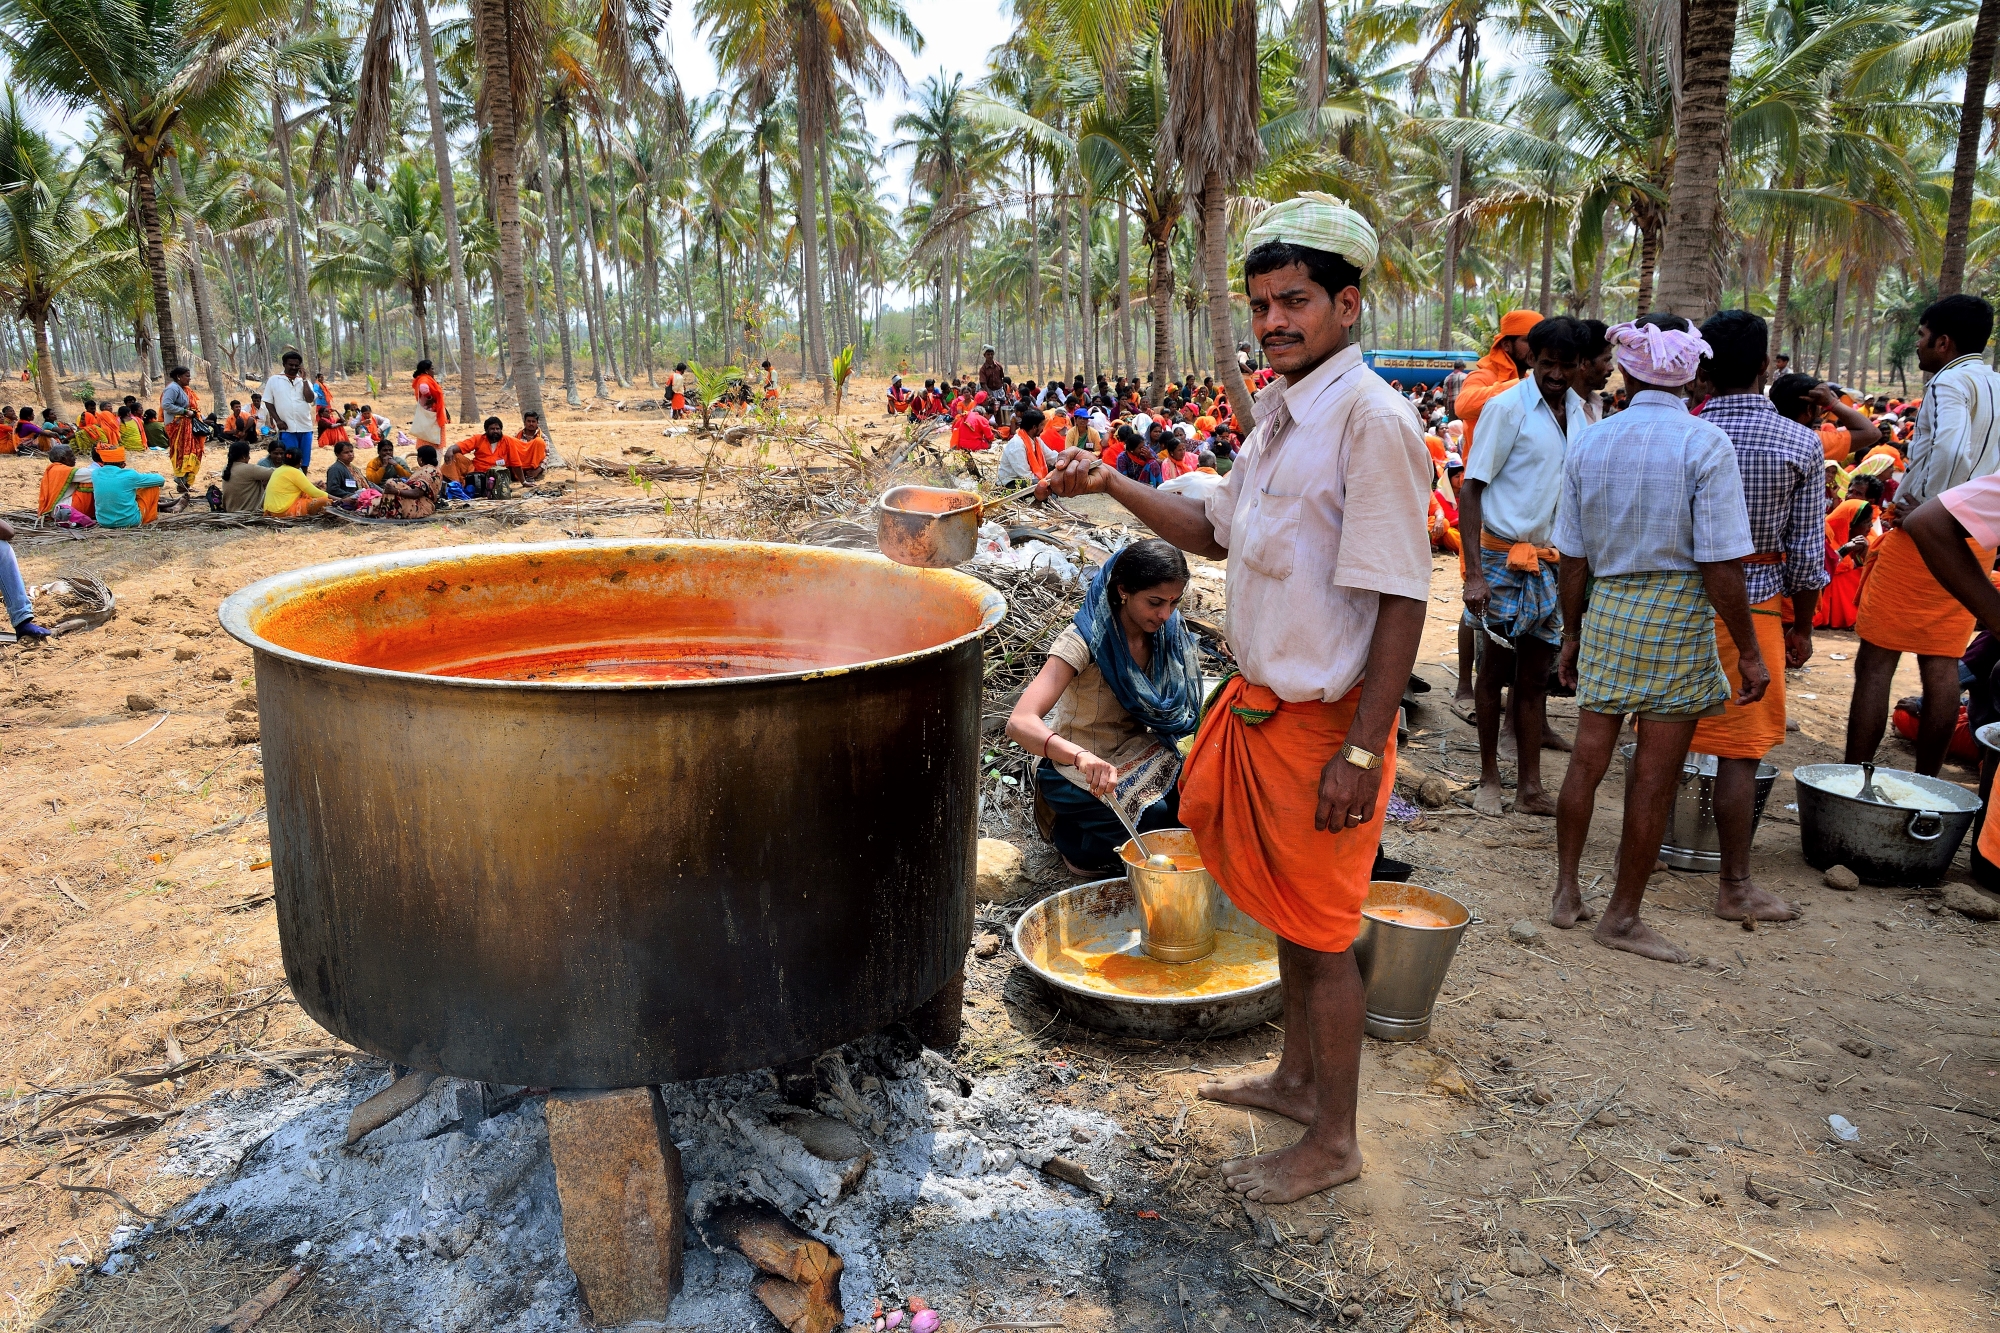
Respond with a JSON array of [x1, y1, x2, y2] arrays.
[[37, 462, 74, 515], [413, 374, 447, 429]]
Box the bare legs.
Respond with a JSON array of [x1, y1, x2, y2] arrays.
[[1455, 623, 1476, 703], [1846, 642, 1960, 777], [1474, 636, 1558, 816], [1552, 711, 1697, 962], [1713, 756, 1798, 921], [1196, 935, 1317, 1127], [1202, 938, 1365, 1204]]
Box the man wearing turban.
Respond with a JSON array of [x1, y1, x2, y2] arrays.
[[1548, 313, 1770, 963], [1041, 192, 1431, 1205]]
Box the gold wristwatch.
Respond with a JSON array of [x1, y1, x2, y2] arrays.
[[1340, 744, 1382, 771]]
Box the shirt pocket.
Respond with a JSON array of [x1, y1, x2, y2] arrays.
[[1240, 488, 1303, 580]]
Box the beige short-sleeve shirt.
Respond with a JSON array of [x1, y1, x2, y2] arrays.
[[1044, 625, 1161, 775], [1202, 344, 1433, 702]]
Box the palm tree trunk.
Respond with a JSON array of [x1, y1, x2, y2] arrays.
[[1057, 194, 1073, 374], [795, 124, 831, 399], [1537, 202, 1555, 317], [269, 84, 319, 374], [415, 0, 479, 420], [1770, 213, 1798, 356], [474, 0, 541, 422], [1149, 233, 1174, 400], [167, 156, 225, 407], [1076, 188, 1098, 388], [1828, 268, 1846, 384], [1439, 29, 1473, 350], [641, 202, 658, 384], [1635, 221, 1660, 316], [1653, 0, 1739, 316], [1199, 170, 1254, 424], [715, 224, 730, 364], [1118, 194, 1134, 379], [1940, 0, 2000, 294], [561, 123, 609, 397], [1027, 165, 1042, 382], [130, 160, 182, 374], [413, 279, 431, 362], [536, 118, 582, 405], [818, 145, 847, 358], [30, 310, 59, 417]]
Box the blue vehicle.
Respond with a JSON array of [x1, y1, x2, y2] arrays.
[[1363, 349, 1466, 388]]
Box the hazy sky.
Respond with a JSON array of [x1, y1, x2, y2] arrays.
[[663, 0, 1020, 206], [8, 0, 1023, 206]]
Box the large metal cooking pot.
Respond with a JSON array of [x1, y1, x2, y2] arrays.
[[1618, 745, 1778, 872], [1793, 762, 1980, 886], [220, 540, 1004, 1087]]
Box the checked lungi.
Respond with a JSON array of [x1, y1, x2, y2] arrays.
[[1474, 532, 1563, 646], [1574, 570, 1730, 721]]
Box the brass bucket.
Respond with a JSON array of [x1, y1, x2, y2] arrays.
[[1119, 828, 1218, 963]]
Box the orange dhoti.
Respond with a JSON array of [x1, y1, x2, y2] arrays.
[[1178, 676, 1394, 954], [1691, 596, 1788, 759], [1854, 526, 1994, 658]]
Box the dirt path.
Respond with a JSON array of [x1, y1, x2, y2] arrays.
[[3, 398, 1997, 1332]]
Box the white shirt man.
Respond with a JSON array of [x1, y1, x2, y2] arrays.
[[262, 367, 317, 434], [1899, 351, 2000, 510], [1465, 372, 1583, 550], [995, 427, 1052, 486]]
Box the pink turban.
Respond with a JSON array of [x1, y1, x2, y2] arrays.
[[1608, 321, 1712, 388]]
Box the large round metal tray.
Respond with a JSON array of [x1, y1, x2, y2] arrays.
[[1010, 878, 1281, 1039]]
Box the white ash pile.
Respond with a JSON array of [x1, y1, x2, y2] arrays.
[[142, 1033, 1123, 1331]]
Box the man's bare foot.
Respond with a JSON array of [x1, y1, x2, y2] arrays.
[[1550, 880, 1595, 927], [1197, 1070, 1317, 1127], [1473, 782, 1507, 816], [1541, 724, 1573, 752], [1221, 1138, 1364, 1204], [1513, 787, 1557, 817], [1715, 875, 1798, 922], [1593, 915, 1689, 963], [1061, 856, 1098, 877]]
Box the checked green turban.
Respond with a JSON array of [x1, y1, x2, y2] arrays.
[[1241, 193, 1378, 272]]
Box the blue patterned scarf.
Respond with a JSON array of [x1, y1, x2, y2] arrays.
[[1074, 547, 1203, 744]]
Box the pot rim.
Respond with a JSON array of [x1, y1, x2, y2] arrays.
[[218, 538, 1007, 693], [1791, 762, 1981, 813], [1010, 877, 1282, 1010]]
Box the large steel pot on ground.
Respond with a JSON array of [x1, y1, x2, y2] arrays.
[[1793, 761, 1980, 886], [221, 540, 1004, 1088]]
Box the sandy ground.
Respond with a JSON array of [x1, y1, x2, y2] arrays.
[[1, 369, 1997, 1331]]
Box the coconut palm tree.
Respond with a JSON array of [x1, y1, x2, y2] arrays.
[[314, 161, 448, 359], [1932, 0, 1998, 294], [0, 92, 110, 413], [471, 0, 546, 420], [698, 0, 919, 399], [0, 0, 288, 373], [1162, 0, 1261, 422], [350, 0, 483, 419]]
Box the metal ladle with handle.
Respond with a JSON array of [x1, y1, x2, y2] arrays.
[[1105, 794, 1175, 870]]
